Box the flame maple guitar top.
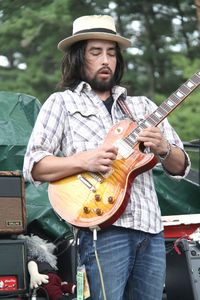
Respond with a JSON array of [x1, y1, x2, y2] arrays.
[[48, 119, 157, 229]]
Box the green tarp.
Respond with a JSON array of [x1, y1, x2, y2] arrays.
[[0, 91, 199, 237], [154, 167, 200, 216], [0, 91, 72, 239]]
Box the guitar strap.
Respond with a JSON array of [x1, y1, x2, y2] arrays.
[[117, 97, 136, 121]]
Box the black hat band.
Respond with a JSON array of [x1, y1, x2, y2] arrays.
[[74, 28, 116, 35]]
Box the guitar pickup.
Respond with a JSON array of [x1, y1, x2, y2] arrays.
[[114, 139, 134, 159]]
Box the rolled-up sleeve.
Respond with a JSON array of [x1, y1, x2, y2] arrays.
[[23, 93, 66, 185]]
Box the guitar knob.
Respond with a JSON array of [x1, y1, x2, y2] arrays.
[[95, 194, 101, 201], [83, 206, 91, 214], [108, 196, 114, 204], [96, 208, 103, 216]]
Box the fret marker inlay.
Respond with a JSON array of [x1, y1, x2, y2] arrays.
[[144, 120, 152, 127], [176, 91, 184, 98], [155, 111, 162, 118], [186, 81, 194, 88], [167, 100, 175, 107]]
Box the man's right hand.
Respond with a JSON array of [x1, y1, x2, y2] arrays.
[[76, 144, 118, 174]]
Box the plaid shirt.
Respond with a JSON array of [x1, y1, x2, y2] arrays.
[[23, 82, 190, 234]]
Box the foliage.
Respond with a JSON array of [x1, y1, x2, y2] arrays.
[[0, 0, 199, 141]]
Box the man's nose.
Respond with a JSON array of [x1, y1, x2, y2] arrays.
[[102, 52, 109, 64]]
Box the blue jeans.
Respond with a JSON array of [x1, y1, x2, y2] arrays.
[[78, 226, 166, 300]]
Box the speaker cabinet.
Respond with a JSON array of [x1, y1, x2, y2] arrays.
[[0, 239, 28, 295], [0, 171, 26, 234], [166, 239, 200, 300]]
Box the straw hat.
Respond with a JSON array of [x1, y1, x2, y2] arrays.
[[58, 15, 132, 51]]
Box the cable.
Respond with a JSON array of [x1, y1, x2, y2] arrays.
[[55, 238, 74, 257], [93, 228, 107, 300], [30, 286, 50, 300], [31, 288, 37, 300], [53, 227, 74, 245], [0, 295, 17, 299], [54, 227, 79, 258]]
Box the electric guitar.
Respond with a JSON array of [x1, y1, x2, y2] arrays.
[[48, 70, 200, 229]]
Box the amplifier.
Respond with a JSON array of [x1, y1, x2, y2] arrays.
[[0, 171, 26, 234], [166, 238, 200, 300], [0, 239, 28, 295]]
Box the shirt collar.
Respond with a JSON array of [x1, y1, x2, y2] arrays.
[[74, 81, 92, 95], [74, 81, 127, 101]]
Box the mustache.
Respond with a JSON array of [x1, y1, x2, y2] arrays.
[[97, 67, 112, 74]]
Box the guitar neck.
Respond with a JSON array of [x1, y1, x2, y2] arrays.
[[126, 70, 200, 143], [146, 70, 200, 127]]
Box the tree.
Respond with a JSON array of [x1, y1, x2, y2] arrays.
[[0, 0, 199, 141], [194, 0, 200, 36], [0, 0, 73, 100]]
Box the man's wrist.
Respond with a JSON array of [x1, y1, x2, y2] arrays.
[[157, 141, 172, 162]]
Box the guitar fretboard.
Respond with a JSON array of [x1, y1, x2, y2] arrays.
[[124, 70, 200, 146]]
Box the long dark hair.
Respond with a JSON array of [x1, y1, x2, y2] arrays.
[[59, 40, 124, 90]]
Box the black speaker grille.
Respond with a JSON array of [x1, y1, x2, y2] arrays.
[[0, 176, 21, 197], [0, 239, 28, 294]]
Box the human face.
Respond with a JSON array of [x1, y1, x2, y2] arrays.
[[83, 40, 117, 94]]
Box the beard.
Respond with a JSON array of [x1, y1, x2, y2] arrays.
[[82, 68, 116, 92]]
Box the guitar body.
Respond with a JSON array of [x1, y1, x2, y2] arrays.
[[48, 119, 157, 229]]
